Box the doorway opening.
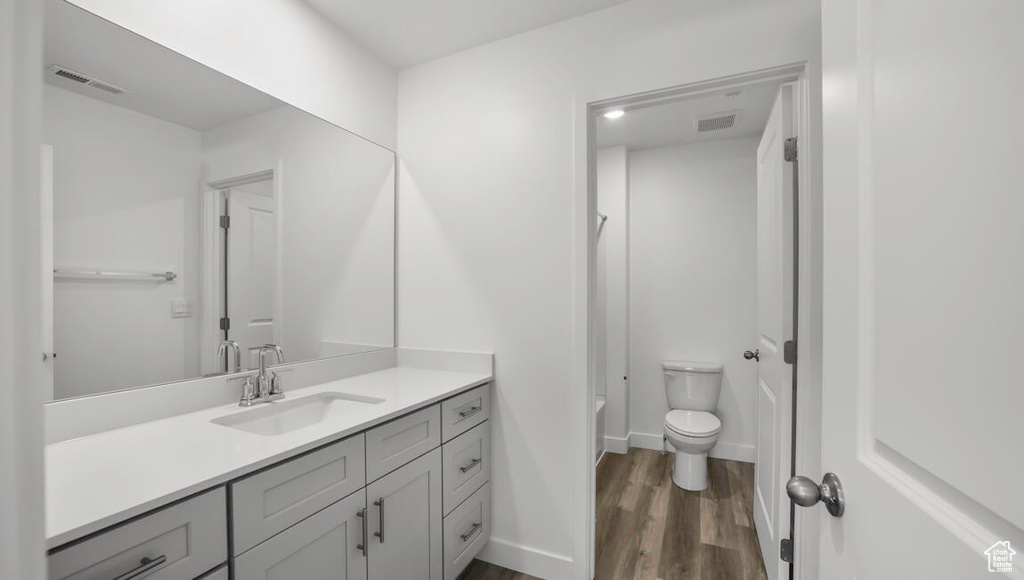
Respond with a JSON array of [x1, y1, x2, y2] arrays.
[[584, 63, 820, 580], [201, 169, 282, 375]]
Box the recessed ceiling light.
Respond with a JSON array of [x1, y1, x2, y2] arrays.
[[603, 109, 625, 119]]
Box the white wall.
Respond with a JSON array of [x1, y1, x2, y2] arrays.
[[397, 0, 820, 576], [43, 84, 203, 399], [628, 138, 759, 461], [596, 147, 629, 449], [0, 0, 46, 576], [202, 106, 395, 366], [65, 0, 398, 150]]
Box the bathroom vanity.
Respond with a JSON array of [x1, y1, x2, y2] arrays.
[[46, 355, 493, 580], [39, 4, 498, 578]]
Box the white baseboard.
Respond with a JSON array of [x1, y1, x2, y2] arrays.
[[603, 435, 629, 454], [628, 431, 756, 463], [477, 536, 574, 579]]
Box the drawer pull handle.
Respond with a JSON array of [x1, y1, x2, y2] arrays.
[[459, 457, 482, 473], [373, 497, 385, 543], [460, 522, 482, 543], [458, 405, 482, 419], [356, 508, 367, 556], [112, 555, 167, 580]]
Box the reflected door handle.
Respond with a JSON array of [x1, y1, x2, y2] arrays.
[[786, 473, 845, 517], [743, 349, 759, 361]]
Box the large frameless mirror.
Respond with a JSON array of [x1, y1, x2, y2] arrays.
[[42, 0, 396, 401]]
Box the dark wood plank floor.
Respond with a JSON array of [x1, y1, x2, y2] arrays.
[[460, 448, 767, 580], [595, 449, 767, 580], [458, 559, 541, 580]]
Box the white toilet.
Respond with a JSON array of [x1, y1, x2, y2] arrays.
[[662, 360, 723, 491]]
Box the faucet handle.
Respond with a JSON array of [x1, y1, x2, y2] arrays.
[[270, 368, 292, 396], [228, 373, 258, 406]]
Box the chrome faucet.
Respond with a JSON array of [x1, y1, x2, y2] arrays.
[[232, 344, 286, 407], [257, 344, 286, 399], [217, 340, 242, 373]]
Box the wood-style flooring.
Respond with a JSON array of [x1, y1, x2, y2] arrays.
[[458, 559, 541, 580], [595, 449, 767, 580], [460, 448, 767, 580]]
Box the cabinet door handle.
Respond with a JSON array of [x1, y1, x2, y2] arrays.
[[356, 508, 367, 556], [373, 498, 385, 543], [112, 555, 167, 580], [460, 522, 482, 543], [458, 405, 482, 419], [459, 457, 482, 473]]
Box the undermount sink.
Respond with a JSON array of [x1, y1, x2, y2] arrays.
[[211, 392, 385, 436]]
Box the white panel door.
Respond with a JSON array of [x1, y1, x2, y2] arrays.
[[366, 448, 443, 580], [227, 189, 277, 368], [819, 0, 1024, 578], [753, 84, 796, 580]]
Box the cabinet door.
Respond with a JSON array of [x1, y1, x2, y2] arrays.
[[234, 490, 367, 580], [366, 448, 442, 580]]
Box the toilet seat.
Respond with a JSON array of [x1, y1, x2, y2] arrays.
[[664, 410, 721, 438]]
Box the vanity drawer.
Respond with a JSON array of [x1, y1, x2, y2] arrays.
[[442, 421, 490, 515], [443, 482, 490, 580], [231, 433, 365, 555], [365, 405, 441, 482], [47, 488, 227, 580], [441, 385, 490, 443]]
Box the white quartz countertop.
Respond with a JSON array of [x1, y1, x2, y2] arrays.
[[46, 366, 491, 549]]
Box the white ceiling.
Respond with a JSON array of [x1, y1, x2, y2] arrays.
[[596, 79, 782, 151], [44, 0, 284, 131], [302, 0, 632, 69]]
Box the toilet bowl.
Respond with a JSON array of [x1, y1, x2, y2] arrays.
[[662, 361, 723, 491], [664, 410, 721, 490]]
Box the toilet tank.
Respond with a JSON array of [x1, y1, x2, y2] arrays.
[[663, 361, 723, 412]]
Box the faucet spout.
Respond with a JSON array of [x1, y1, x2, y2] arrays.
[[257, 344, 286, 400], [217, 341, 242, 373]]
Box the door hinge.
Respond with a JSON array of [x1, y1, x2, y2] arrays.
[[780, 538, 793, 563], [219, 317, 230, 331], [219, 215, 230, 229], [784, 137, 798, 162], [784, 340, 797, 364]]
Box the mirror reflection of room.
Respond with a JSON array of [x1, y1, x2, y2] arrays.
[[42, 0, 396, 401]]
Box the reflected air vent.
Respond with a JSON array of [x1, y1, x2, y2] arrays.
[[695, 110, 741, 133], [47, 65, 128, 96]]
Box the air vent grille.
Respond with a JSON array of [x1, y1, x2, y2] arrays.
[[47, 65, 128, 96], [695, 110, 741, 133]]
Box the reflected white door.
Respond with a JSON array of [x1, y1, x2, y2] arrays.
[[753, 84, 796, 580], [227, 189, 277, 369], [40, 144, 54, 400], [819, 1, 1024, 578]]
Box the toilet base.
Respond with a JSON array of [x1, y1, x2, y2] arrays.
[[672, 451, 708, 491]]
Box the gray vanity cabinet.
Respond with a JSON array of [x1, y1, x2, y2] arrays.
[[365, 448, 444, 580], [48, 385, 491, 580]]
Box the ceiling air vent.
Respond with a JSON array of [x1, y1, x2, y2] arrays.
[[695, 109, 741, 133], [47, 65, 128, 96]]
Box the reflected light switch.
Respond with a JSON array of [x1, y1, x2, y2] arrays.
[[171, 299, 192, 318]]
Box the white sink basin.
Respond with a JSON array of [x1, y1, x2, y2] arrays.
[[211, 392, 385, 436]]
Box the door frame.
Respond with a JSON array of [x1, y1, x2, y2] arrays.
[[575, 62, 823, 579], [200, 165, 284, 375]]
